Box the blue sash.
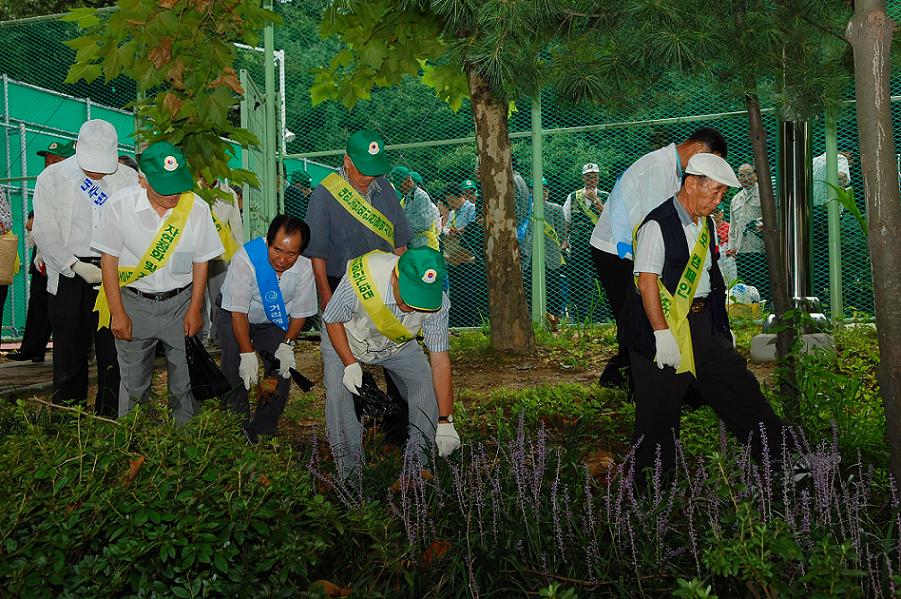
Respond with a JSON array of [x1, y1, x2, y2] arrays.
[[245, 237, 289, 331]]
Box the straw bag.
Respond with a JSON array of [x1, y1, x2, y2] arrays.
[[0, 232, 19, 285]]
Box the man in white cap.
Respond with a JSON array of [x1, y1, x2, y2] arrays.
[[619, 153, 785, 484], [32, 119, 138, 414], [563, 162, 606, 320], [589, 128, 727, 389]]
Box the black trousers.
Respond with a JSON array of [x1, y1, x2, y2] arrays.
[[47, 274, 120, 417], [0, 284, 7, 330], [629, 307, 785, 480], [18, 255, 52, 357], [217, 308, 290, 438], [591, 247, 634, 380]]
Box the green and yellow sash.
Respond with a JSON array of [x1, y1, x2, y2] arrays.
[[347, 251, 416, 344], [575, 189, 600, 225], [211, 209, 239, 262], [94, 192, 194, 330], [322, 173, 395, 248], [634, 217, 711, 377], [543, 221, 566, 265]]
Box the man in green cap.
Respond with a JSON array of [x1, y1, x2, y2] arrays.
[[285, 169, 313, 221], [321, 246, 460, 479], [388, 165, 440, 251], [94, 141, 223, 424], [303, 129, 412, 310], [37, 140, 75, 169]]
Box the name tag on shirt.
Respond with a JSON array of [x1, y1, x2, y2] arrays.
[[80, 178, 110, 207]]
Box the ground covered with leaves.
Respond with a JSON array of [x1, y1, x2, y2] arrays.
[[0, 322, 891, 598]]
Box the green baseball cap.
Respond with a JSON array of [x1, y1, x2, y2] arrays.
[[37, 140, 75, 158], [395, 247, 447, 312], [410, 171, 423, 185], [460, 179, 478, 191], [387, 165, 411, 188], [346, 129, 390, 176], [139, 141, 194, 196], [291, 169, 312, 185]]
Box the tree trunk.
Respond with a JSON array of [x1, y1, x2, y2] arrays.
[[467, 66, 535, 354], [745, 91, 799, 422], [846, 1, 901, 482]]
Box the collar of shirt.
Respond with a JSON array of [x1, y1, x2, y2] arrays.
[[673, 195, 697, 228], [337, 166, 382, 200], [133, 190, 170, 217]]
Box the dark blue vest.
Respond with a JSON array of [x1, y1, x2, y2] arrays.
[[618, 198, 730, 359]]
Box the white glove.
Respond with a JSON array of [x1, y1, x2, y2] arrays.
[[653, 329, 681, 370], [274, 342, 295, 379], [342, 362, 363, 394], [239, 352, 259, 390], [72, 260, 102, 284], [435, 422, 461, 457]]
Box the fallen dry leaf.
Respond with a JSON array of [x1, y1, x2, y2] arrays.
[[584, 449, 616, 480], [421, 539, 451, 567], [311, 580, 352, 597], [123, 455, 145, 487]]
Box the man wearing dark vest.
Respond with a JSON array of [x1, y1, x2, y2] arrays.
[[620, 153, 784, 482]]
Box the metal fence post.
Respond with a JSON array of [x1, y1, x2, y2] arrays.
[[530, 95, 546, 322], [824, 115, 843, 320], [263, 0, 278, 220], [85, 97, 92, 120], [16, 122, 28, 334]]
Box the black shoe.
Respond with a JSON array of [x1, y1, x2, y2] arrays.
[[6, 352, 44, 363]]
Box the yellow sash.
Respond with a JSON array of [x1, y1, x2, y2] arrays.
[[211, 209, 239, 262], [575, 189, 600, 225], [347, 251, 416, 344], [94, 193, 195, 330], [543, 221, 566, 265], [634, 216, 710, 377], [321, 173, 395, 248]]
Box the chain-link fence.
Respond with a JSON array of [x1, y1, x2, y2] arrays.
[[2, 5, 899, 339]]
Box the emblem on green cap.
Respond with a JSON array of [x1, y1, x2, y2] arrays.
[[163, 156, 179, 171], [368, 141, 380, 155]]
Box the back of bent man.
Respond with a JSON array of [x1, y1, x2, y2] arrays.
[[94, 142, 223, 424], [321, 247, 460, 479], [218, 215, 317, 440]]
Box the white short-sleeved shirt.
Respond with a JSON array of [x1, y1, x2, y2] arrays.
[[590, 143, 681, 257], [92, 186, 224, 293], [634, 198, 713, 298], [220, 243, 317, 324]]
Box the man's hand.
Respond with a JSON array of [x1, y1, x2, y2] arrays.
[[239, 352, 259, 389], [183, 307, 203, 336], [274, 342, 295, 379], [435, 422, 461, 457], [72, 260, 102, 284], [342, 362, 363, 394], [110, 311, 133, 341], [319, 289, 333, 312], [653, 329, 681, 370]]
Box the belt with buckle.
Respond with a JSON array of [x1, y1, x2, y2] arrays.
[[76, 256, 102, 266], [690, 297, 708, 313], [125, 284, 191, 301]]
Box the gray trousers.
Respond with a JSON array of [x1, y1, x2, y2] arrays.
[[321, 331, 439, 479], [203, 259, 228, 344], [216, 307, 289, 438], [116, 286, 197, 425]]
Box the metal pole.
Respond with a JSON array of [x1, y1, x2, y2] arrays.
[[778, 120, 812, 299], [263, 0, 278, 223], [824, 115, 843, 320], [85, 97, 92, 120], [4, 75, 11, 192], [277, 49, 287, 156], [17, 122, 28, 334], [530, 95, 546, 323]]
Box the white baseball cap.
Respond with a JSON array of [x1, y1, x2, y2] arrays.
[[76, 119, 119, 174], [685, 153, 740, 187], [581, 163, 600, 174]]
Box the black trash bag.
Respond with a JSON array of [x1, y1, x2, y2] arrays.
[[353, 372, 409, 447], [257, 348, 315, 392], [184, 335, 232, 401]]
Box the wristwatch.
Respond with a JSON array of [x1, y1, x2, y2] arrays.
[[282, 338, 296, 347], [438, 415, 454, 424]]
